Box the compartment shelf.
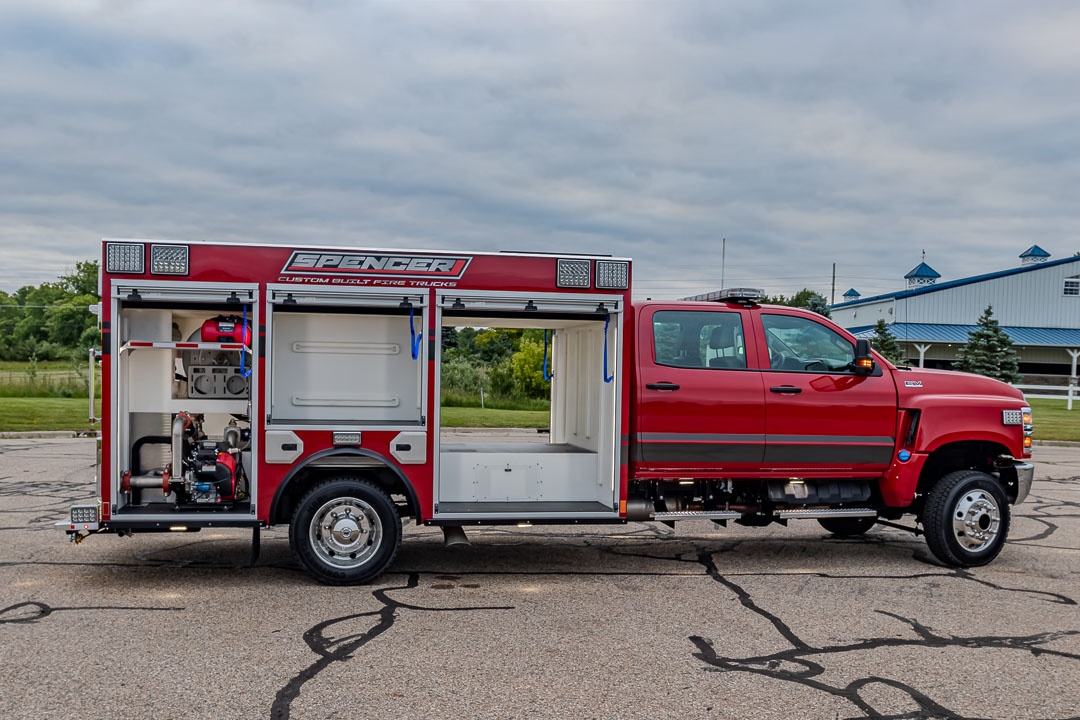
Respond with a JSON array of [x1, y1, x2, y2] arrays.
[[120, 341, 251, 354]]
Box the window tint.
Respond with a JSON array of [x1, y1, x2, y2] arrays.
[[761, 314, 855, 372], [653, 311, 746, 369]]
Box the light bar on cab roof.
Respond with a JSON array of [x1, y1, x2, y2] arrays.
[[595, 260, 629, 290], [556, 258, 591, 288], [150, 244, 189, 275], [718, 287, 766, 303], [105, 242, 145, 274]]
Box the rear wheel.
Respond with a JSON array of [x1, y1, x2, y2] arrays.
[[923, 470, 1009, 567], [290, 477, 402, 585], [817, 516, 876, 536]]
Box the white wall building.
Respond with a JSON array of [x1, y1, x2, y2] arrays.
[[829, 246, 1080, 376]]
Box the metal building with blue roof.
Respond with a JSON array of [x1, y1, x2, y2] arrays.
[[829, 248, 1080, 376]]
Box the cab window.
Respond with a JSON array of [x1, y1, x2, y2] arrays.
[[653, 311, 746, 369], [761, 314, 855, 372]]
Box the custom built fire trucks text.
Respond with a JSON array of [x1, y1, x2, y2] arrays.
[[64, 239, 1034, 584]]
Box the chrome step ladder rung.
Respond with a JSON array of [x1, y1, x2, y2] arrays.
[[651, 511, 742, 520]]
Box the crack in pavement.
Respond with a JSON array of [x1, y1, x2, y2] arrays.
[[0, 600, 184, 625], [688, 550, 1079, 720], [269, 572, 514, 720]]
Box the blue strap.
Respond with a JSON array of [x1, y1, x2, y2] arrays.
[[603, 314, 614, 383], [240, 306, 252, 378], [543, 330, 552, 381], [409, 306, 423, 360]]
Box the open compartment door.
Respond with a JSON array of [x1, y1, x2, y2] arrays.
[[267, 286, 428, 427], [434, 291, 622, 520]]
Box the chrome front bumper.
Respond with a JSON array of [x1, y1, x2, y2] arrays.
[[1012, 461, 1035, 504]]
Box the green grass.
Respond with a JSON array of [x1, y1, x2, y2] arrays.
[[440, 406, 549, 428], [0, 398, 99, 432], [0, 360, 96, 398], [1029, 398, 1080, 443], [0, 360, 77, 372], [441, 390, 550, 412]]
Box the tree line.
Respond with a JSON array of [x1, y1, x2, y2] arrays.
[[441, 327, 552, 405], [0, 261, 100, 362]]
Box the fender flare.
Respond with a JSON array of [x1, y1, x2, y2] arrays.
[[269, 447, 421, 525]]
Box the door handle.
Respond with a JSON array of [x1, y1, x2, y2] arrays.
[[770, 386, 802, 394], [646, 382, 681, 391]]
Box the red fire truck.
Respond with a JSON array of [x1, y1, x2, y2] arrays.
[[64, 239, 1034, 584]]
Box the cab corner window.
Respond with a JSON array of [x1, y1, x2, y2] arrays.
[[653, 310, 746, 369], [761, 313, 855, 373]]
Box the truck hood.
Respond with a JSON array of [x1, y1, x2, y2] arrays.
[[889, 366, 1026, 405]]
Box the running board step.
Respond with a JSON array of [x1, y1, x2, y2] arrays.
[[651, 511, 742, 521], [649, 508, 877, 522], [777, 508, 877, 519]]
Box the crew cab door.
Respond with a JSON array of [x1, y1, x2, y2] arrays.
[[754, 310, 897, 472], [633, 305, 766, 476]]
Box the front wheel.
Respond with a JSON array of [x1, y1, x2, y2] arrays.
[[290, 477, 402, 585], [923, 470, 1010, 567]]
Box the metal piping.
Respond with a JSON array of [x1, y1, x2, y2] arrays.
[[171, 412, 191, 479]]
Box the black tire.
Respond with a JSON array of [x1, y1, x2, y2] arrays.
[[290, 477, 402, 585], [923, 470, 1010, 567], [818, 516, 877, 537]]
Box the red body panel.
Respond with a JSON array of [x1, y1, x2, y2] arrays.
[[96, 240, 1031, 532]]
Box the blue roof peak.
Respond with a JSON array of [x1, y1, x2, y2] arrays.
[[842, 288, 860, 298], [1020, 244, 1051, 259], [904, 262, 941, 280]]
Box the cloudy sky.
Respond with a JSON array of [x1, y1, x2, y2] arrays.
[[2, 0, 1078, 301]]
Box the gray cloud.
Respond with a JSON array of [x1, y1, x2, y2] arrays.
[[1, 0, 1077, 301]]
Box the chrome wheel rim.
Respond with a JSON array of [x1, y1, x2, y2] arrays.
[[309, 496, 383, 568], [952, 490, 1001, 552]]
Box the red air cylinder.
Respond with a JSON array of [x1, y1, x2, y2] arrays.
[[200, 316, 251, 345]]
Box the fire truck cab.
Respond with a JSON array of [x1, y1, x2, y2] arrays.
[[65, 239, 1035, 584]]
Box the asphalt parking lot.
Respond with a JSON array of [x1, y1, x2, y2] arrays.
[[0, 437, 1077, 720]]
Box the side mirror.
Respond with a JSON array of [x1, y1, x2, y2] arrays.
[[853, 339, 874, 376]]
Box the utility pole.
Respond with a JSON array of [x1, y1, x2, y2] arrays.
[[720, 238, 726, 290], [831, 262, 836, 305]]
